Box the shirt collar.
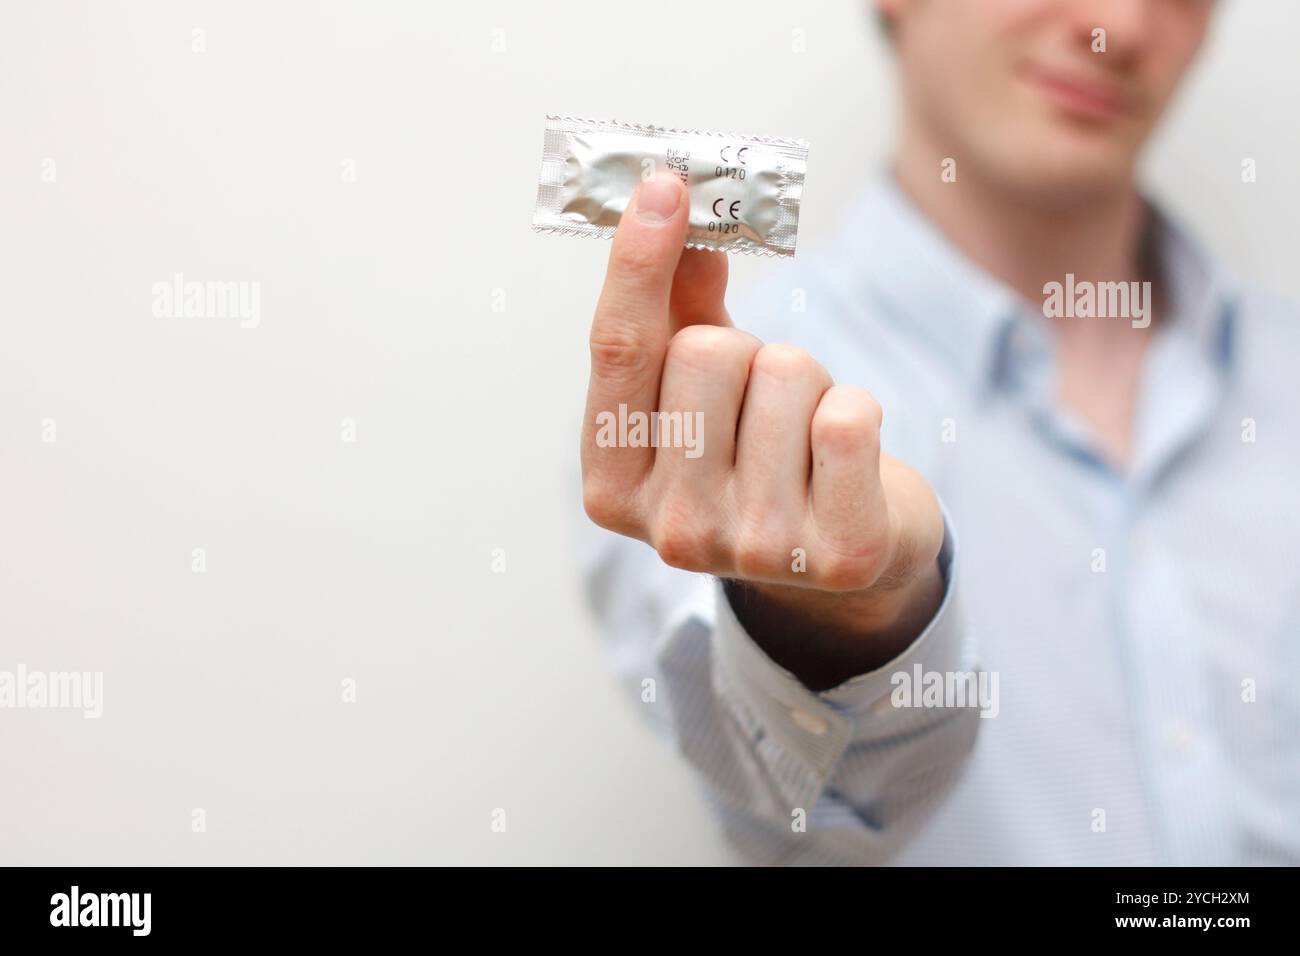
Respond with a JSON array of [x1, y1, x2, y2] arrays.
[[1150, 202, 1240, 373], [827, 174, 1239, 392], [830, 176, 1022, 393]]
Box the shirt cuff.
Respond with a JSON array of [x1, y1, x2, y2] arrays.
[[711, 505, 965, 782]]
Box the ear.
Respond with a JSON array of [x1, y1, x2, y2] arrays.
[[872, 0, 908, 36], [873, 0, 907, 21]]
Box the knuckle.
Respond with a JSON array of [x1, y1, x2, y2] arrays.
[[751, 342, 825, 384], [582, 477, 632, 532], [731, 524, 788, 581], [812, 410, 879, 453], [815, 552, 878, 592], [859, 391, 885, 430], [648, 504, 713, 572], [609, 240, 666, 285], [589, 326, 652, 376], [666, 323, 729, 366], [812, 535, 891, 591], [813, 390, 883, 452], [665, 325, 750, 374]]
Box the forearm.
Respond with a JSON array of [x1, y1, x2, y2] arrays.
[[586, 508, 978, 862]]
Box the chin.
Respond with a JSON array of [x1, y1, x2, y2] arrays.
[[982, 124, 1139, 205]]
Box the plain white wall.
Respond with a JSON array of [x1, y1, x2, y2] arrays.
[[1, 0, 1296, 865]]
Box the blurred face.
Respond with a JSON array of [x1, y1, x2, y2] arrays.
[[879, 0, 1214, 199]]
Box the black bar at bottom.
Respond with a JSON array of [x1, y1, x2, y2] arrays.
[[0, 866, 1285, 942]]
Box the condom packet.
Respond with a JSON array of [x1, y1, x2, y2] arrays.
[[532, 115, 809, 258]]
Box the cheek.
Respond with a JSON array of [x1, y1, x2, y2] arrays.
[[1148, 5, 1211, 85], [906, 14, 1006, 117], [1144, 27, 1207, 107], [955, 44, 1025, 130]]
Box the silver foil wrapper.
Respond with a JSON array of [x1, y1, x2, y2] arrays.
[[533, 115, 808, 258]]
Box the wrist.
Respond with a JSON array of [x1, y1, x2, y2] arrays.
[[723, 556, 945, 691]]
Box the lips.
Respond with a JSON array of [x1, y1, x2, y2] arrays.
[[1022, 64, 1134, 121]]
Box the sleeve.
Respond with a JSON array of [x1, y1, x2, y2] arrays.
[[582, 504, 983, 865]]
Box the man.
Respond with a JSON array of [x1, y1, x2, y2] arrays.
[[579, 0, 1300, 864]]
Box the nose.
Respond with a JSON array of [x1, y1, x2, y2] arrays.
[[1068, 0, 1152, 63]]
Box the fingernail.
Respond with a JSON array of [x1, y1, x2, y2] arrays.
[[635, 175, 680, 223]]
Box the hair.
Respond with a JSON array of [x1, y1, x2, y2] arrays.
[[875, 9, 894, 39]]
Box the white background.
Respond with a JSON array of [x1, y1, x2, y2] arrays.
[[2, 0, 1296, 864]]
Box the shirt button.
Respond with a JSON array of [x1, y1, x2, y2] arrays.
[[789, 708, 829, 736]]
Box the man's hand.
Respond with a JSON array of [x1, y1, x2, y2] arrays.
[[580, 173, 946, 690]]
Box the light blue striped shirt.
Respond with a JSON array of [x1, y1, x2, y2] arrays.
[[582, 178, 1300, 865]]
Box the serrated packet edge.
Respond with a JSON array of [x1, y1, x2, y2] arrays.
[[532, 114, 808, 259]]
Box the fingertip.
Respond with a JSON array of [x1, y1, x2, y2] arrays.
[[607, 174, 689, 288], [632, 172, 687, 224]]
